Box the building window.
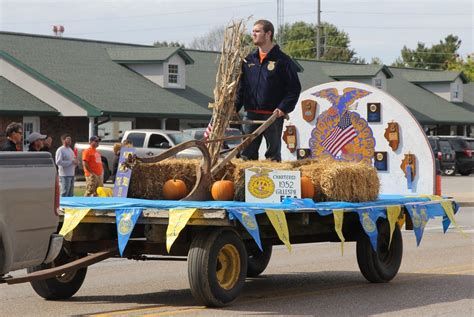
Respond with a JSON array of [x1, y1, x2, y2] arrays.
[[452, 84, 459, 99], [373, 78, 383, 89], [168, 64, 178, 84]]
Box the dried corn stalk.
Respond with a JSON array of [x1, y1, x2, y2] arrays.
[[207, 19, 249, 166]]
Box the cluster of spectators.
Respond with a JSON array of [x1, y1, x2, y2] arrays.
[[1, 122, 103, 198]]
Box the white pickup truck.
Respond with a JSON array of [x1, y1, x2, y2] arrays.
[[0, 152, 62, 280], [74, 129, 201, 181]]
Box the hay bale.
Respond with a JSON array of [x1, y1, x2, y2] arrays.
[[300, 160, 379, 202], [128, 159, 200, 199]]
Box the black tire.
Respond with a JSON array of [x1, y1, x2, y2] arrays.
[[246, 244, 272, 277], [28, 250, 87, 300], [188, 229, 247, 307], [459, 170, 471, 176], [356, 220, 403, 283]]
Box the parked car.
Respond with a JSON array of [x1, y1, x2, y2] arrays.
[[437, 136, 473, 176], [74, 130, 201, 182], [427, 136, 456, 176], [183, 127, 243, 150]]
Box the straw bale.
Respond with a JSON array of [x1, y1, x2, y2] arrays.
[[128, 159, 200, 199], [300, 160, 379, 202]]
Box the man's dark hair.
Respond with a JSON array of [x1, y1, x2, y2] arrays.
[[254, 19, 274, 41], [5, 122, 22, 137], [61, 133, 71, 141]]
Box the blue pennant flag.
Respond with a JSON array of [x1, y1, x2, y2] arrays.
[[115, 208, 143, 256], [228, 208, 262, 251], [406, 204, 429, 246], [356, 208, 383, 251]]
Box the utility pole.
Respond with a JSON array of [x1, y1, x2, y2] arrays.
[[316, 0, 321, 59], [277, 0, 284, 44]]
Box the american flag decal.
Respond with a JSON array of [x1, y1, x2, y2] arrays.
[[321, 112, 357, 156], [203, 117, 213, 140]]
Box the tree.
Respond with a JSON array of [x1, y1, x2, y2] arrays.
[[392, 35, 461, 69], [447, 54, 474, 81], [279, 21, 361, 62], [189, 26, 225, 51], [370, 57, 383, 65], [153, 41, 184, 48]]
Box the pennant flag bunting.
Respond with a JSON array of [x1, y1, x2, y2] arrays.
[[356, 209, 379, 251], [115, 208, 143, 256], [166, 208, 197, 253], [406, 204, 429, 246], [59, 208, 91, 236], [440, 201, 466, 237], [228, 208, 262, 251], [333, 209, 345, 255], [265, 209, 292, 252], [386, 205, 401, 248]]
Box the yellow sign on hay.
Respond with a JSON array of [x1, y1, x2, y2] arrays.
[[333, 209, 345, 255], [265, 209, 292, 252], [59, 208, 91, 236], [386, 205, 401, 247], [166, 208, 196, 253]]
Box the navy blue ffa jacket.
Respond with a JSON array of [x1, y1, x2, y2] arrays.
[[235, 45, 301, 114]]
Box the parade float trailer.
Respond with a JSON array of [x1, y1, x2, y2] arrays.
[[4, 82, 463, 308]]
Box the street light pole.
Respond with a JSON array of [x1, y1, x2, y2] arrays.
[[316, 0, 321, 59]]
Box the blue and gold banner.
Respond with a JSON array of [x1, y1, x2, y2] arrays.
[[115, 208, 143, 256], [166, 208, 196, 253], [59, 208, 91, 236], [406, 204, 429, 246], [356, 208, 385, 251], [113, 147, 136, 198], [228, 208, 262, 251], [265, 209, 291, 252]]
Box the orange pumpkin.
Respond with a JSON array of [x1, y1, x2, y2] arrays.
[[301, 176, 315, 199], [162, 179, 188, 200], [211, 180, 235, 201]]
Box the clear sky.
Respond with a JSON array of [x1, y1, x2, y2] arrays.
[[1, 0, 472, 64]]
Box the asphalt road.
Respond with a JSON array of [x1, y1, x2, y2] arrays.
[[1, 207, 472, 316]]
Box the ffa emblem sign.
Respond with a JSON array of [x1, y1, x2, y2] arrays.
[[384, 122, 400, 151], [362, 212, 376, 232], [283, 125, 297, 153], [242, 212, 257, 230], [367, 102, 381, 122], [297, 148, 311, 160], [248, 168, 275, 199], [118, 213, 133, 235], [267, 61, 276, 71], [374, 151, 388, 171], [301, 99, 317, 122]]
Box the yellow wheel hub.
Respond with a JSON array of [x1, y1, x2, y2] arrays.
[[216, 244, 240, 290]]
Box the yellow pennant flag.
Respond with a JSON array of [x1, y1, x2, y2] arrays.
[[440, 201, 466, 237], [265, 209, 291, 252], [386, 205, 401, 247], [166, 208, 196, 253], [333, 209, 345, 256], [59, 208, 91, 236], [417, 194, 443, 201]]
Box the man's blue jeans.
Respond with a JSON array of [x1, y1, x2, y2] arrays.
[[241, 111, 284, 161], [59, 176, 75, 197]]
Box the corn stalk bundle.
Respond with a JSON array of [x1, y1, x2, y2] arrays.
[[207, 19, 249, 166]]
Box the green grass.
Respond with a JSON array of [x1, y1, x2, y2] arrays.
[[74, 186, 86, 197]]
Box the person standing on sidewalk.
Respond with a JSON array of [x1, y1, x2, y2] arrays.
[[0, 122, 23, 151], [55, 134, 78, 197], [235, 19, 301, 161], [82, 136, 103, 197]]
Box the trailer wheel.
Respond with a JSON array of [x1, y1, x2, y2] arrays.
[[188, 228, 247, 307], [356, 220, 403, 283], [28, 250, 87, 300], [247, 244, 272, 277]]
